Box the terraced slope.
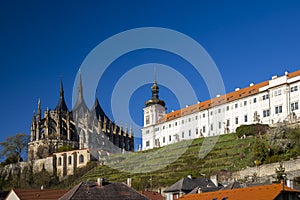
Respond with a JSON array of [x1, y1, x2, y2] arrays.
[[72, 134, 256, 190]]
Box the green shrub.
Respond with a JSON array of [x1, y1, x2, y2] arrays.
[[57, 145, 74, 152], [236, 124, 269, 138]]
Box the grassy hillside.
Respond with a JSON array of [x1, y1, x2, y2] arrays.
[[57, 133, 259, 190]]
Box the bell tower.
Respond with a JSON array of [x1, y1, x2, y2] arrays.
[[143, 71, 166, 127]]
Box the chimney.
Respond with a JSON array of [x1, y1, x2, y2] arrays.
[[272, 75, 278, 80], [286, 179, 294, 189], [127, 178, 132, 187], [235, 88, 240, 91], [285, 71, 289, 76], [97, 178, 103, 186], [210, 175, 218, 187], [250, 83, 254, 86]]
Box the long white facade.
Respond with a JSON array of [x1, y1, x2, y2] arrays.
[[142, 70, 300, 150]]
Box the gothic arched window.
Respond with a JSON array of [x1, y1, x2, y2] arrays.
[[68, 156, 72, 165], [79, 154, 84, 163], [58, 157, 62, 166]]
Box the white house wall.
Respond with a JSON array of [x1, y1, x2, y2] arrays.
[[142, 71, 300, 150]]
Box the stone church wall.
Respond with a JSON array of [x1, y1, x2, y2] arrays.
[[0, 149, 90, 180]]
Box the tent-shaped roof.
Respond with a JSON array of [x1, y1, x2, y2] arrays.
[[164, 177, 217, 193], [59, 181, 149, 200]]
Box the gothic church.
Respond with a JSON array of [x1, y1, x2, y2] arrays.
[[28, 76, 134, 160]]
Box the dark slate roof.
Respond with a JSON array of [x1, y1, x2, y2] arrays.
[[164, 177, 217, 193], [59, 181, 149, 200], [188, 186, 222, 194], [72, 74, 89, 113], [92, 98, 108, 122], [0, 191, 9, 200], [220, 181, 246, 190]]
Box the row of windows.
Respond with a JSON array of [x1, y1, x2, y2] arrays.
[[57, 154, 84, 166], [148, 102, 300, 134], [261, 103, 299, 117]]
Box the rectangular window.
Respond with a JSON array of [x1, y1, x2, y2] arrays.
[[210, 111, 213, 115], [226, 119, 230, 126], [244, 115, 248, 122], [163, 137, 165, 143], [226, 106, 229, 111], [210, 124, 213, 131], [253, 98, 257, 103], [203, 113, 205, 118], [155, 127, 159, 132], [274, 89, 282, 96], [169, 135, 171, 141], [163, 126, 165, 130], [196, 128, 198, 135], [189, 130, 191, 136], [291, 102, 299, 111], [291, 86, 298, 92], [235, 103, 238, 108], [195, 116, 198, 120], [203, 126, 206, 133], [275, 105, 283, 114], [188, 118, 191, 122], [146, 130, 149, 134], [146, 116, 150, 125], [218, 122, 221, 129], [263, 94, 269, 100], [169, 124, 171, 128], [263, 109, 270, 117], [235, 117, 239, 125], [218, 108, 221, 113], [182, 120, 184, 124], [182, 132, 184, 138], [175, 122, 177, 126], [146, 141, 150, 147], [244, 101, 247, 106]]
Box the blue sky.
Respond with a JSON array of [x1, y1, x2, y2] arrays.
[[1, 0, 300, 151]]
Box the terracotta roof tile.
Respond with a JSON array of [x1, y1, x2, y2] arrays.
[[141, 190, 164, 200], [11, 188, 68, 200], [178, 183, 299, 200], [157, 69, 300, 124]]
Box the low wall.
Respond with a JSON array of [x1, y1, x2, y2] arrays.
[[232, 158, 300, 180]]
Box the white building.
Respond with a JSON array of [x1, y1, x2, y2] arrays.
[[142, 70, 300, 150]]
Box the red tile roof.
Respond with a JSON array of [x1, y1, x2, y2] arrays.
[[9, 188, 68, 200], [141, 190, 164, 200], [157, 70, 300, 124], [178, 183, 299, 200]]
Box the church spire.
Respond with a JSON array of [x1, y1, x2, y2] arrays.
[[73, 73, 89, 113], [78, 73, 83, 100], [37, 98, 41, 120], [55, 78, 68, 112], [59, 76, 64, 98], [145, 68, 166, 108]]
